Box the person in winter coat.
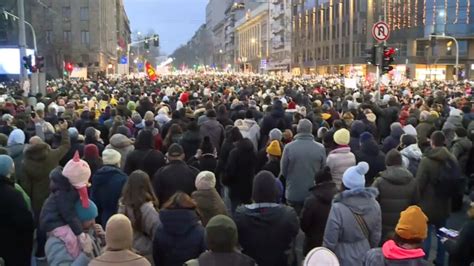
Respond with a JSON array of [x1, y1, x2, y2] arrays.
[[256, 128, 282, 171], [234, 171, 299, 266], [417, 131, 456, 265], [85, 126, 105, 154], [153, 192, 206, 266], [45, 200, 104, 265], [191, 171, 228, 226], [303, 247, 340, 266], [106, 133, 135, 170], [22, 121, 70, 257], [450, 127, 472, 211], [260, 100, 291, 144], [153, 143, 199, 207], [185, 215, 256, 266], [443, 108, 464, 131], [372, 149, 420, 240], [281, 119, 326, 214], [224, 138, 257, 212], [199, 109, 224, 152], [6, 128, 26, 184], [118, 170, 160, 262], [124, 130, 166, 178], [0, 155, 35, 266], [216, 126, 242, 193], [60, 127, 84, 167], [162, 123, 183, 153], [355, 132, 386, 186], [180, 121, 202, 161], [323, 162, 382, 266], [91, 149, 127, 227], [416, 111, 436, 152], [442, 192, 474, 266], [364, 206, 429, 266], [382, 122, 405, 153], [300, 166, 338, 255], [262, 140, 282, 177], [399, 134, 422, 177], [349, 120, 367, 152], [90, 214, 151, 266], [235, 110, 261, 151], [83, 144, 103, 176], [188, 136, 218, 174], [327, 129, 356, 189]]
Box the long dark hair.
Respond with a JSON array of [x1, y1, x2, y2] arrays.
[[163, 124, 183, 151], [120, 170, 158, 232], [162, 191, 196, 210]]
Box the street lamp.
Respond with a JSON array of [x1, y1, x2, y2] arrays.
[[429, 34, 459, 80]]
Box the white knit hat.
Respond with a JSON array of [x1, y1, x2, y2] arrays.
[[102, 149, 121, 166], [303, 247, 340, 266], [195, 171, 216, 190]]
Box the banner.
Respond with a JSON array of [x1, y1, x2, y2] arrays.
[[145, 62, 157, 81]]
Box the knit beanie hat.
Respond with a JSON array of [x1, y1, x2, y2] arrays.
[[342, 162, 369, 189], [333, 128, 350, 145], [359, 132, 374, 144], [195, 171, 216, 190], [206, 215, 238, 252], [252, 170, 279, 203], [303, 247, 340, 266], [131, 112, 142, 125], [403, 124, 417, 136], [419, 111, 431, 122], [75, 199, 98, 222], [266, 140, 282, 157], [317, 127, 328, 139], [105, 214, 133, 250], [63, 151, 91, 208], [68, 127, 79, 141], [0, 155, 14, 177], [144, 111, 154, 122], [455, 127, 468, 138], [385, 149, 403, 166], [315, 166, 332, 184], [297, 119, 313, 134], [269, 128, 283, 141], [395, 205, 428, 240], [102, 149, 121, 166], [127, 101, 136, 111], [83, 144, 100, 159], [401, 134, 417, 147], [7, 129, 25, 146]]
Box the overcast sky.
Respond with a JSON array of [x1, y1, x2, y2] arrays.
[[123, 0, 208, 55]]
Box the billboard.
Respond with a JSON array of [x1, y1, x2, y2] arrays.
[[0, 48, 36, 75]]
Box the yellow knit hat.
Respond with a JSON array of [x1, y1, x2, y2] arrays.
[[266, 140, 282, 157], [333, 128, 350, 145], [395, 205, 428, 240]]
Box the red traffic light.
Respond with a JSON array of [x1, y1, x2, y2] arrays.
[[384, 47, 395, 56], [65, 62, 73, 72]]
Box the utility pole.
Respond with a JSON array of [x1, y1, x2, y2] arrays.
[[18, 0, 28, 83]]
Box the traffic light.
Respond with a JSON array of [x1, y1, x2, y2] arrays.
[[382, 46, 395, 74], [35, 55, 44, 72], [65, 62, 73, 73], [365, 46, 377, 65], [144, 40, 150, 50], [23, 55, 33, 70], [153, 34, 159, 47]]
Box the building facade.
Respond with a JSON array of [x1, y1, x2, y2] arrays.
[[26, 0, 130, 78], [268, 0, 292, 72]]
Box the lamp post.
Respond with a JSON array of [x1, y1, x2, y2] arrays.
[[429, 34, 459, 80]]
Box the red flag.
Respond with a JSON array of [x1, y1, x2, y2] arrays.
[[145, 62, 157, 81]]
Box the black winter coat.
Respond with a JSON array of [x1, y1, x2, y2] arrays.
[[372, 166, 420, 239], [234, 204, 299, 266], [153, 160, 199, 207], [153, 209, 206, 266], [444, 219, 474, 266], [262, 159, 281, 177], [355, 140, 386, 186], [0, 176, 34, 266], [179, 130, 202, 161], [224, 139, 257, 203], [124, 148, 166, 178], [300, 181, 338, 255]]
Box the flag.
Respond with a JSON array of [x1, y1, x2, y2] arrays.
[[145, 62, 157, 81]]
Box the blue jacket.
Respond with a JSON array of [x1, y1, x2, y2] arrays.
[[153, 209, 206, 266], [281, 133, 326, 202], [90, 165, 127, 226]]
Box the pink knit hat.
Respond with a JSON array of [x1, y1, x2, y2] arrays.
[[63, 151, 91, 208]]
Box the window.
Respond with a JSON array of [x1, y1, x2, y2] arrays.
[[46, 30, 53, 44], [80, 7, 89, 21], [62, 7, 71, 18], [63, 31, 71, 42], [81, 31, 90, 44]]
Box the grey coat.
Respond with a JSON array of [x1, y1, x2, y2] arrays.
[[281, 133, 326, 202], [323, 187, 382, 266]]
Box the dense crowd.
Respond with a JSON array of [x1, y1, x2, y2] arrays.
[[0, 74, 473, 266]]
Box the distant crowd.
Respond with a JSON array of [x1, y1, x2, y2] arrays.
[[0, 74, 473, 266]]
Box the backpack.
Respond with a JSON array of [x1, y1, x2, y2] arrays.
[[433, 157, 465, 198]]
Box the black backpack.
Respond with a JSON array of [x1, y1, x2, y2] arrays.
[[433, 157, 465, 198]]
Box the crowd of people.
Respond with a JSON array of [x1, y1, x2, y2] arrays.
[[0, 74, 473, 266]]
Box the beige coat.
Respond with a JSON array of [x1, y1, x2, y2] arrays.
[[89, 250, 151, 266]]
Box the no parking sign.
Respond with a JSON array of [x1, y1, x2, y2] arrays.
[[372, 21, 390, 42]]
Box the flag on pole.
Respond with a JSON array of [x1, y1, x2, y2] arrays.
[[145, 62, 157, 81]]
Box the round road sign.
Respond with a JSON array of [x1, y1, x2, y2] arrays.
[[372, 21, 390, 42]]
